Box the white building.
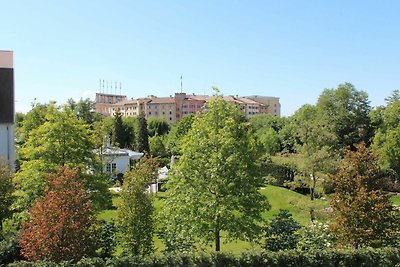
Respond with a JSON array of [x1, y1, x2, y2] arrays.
[[94, 147, 144, 176], [0, 50, 15, 171]]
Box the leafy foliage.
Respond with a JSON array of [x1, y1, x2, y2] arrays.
[[264, 209, 301, 251], [330, 143, 400, 248], [137, 113, 150, 153], [19, 167, 98, 262], [117, 157, 158, 256], [97, 220, 116, 259], [162, 97, 269, 251], [147, 118, 170, 137], [316, 83, 373, 150], [0, 161, 14, 233], [297, 221, 335, 251]]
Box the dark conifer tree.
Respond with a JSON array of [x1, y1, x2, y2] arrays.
[[137, 113, 149, 153]]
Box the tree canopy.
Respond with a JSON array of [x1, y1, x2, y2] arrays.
[[162, 97, 269, 251]]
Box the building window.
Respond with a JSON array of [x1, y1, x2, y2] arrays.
[[149, 112, 151, 115], [106, 163, 117, 173], [162, 111, 165, 115], [169, 111, 172, 115], [170, 117, 172, 121]]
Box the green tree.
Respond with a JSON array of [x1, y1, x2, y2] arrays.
[[117, 157, 158, 256], [330, 143, 399, 248], [149, 134, 167, 157], [166, 114, 195, 156], [264, 209, 301, 251], [257, 128, 280, 155], [14, 104, 111, 214], [19, 167, 98, 262], [147, 118, 170, 137], [0, 162, 14, 233], [293, 105, 338, 200], [137, 113, 149, 153], [316, 83, 373, 149], [372, 91, 400, 180], [162, 97, 269, 252], [113, 110, 125, 148]]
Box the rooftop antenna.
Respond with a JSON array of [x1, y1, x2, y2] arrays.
[[120, 82, 122, 95], [99, 78, 101, 93], [115, 81, 117, 95], [102, 80, 105, 93], [180, 74, 183, 93]]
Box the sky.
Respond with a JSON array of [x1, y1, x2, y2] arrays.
[[1, 0, 400, 116]]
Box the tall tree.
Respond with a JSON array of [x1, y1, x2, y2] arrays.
[[137, 113, 149, 153], [162, 97, 269, 252], [316, 83, 373, 150], [19, 167, 98, 262], [330, 143, 399, 248], [113, 110, 125, 148], [293, 104, 338, 200], [372, 90, 400, 179], [0, 161, 14, 233], [117, 157, 158, 256]]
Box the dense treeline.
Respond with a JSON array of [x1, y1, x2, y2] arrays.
[[2, 84, 400, 265]]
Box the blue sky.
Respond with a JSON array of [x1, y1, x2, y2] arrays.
[[2, 0, 400, 116]]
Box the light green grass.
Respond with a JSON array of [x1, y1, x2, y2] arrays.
[[390, 193, 400, 205], [98, 185, 331, 253]]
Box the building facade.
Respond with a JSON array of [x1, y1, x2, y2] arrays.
[[0, 50, 15, 171], [96, 91, 280, 123]]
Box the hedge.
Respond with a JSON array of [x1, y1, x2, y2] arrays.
[[6, 248, 400, 267]]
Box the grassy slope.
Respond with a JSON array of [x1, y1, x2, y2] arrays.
[[97, 185, 331, 253]]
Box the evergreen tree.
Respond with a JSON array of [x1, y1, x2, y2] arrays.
[[114, 110, 125, 148], [264, 209, 301, 251], [137, 113, 149, 153]]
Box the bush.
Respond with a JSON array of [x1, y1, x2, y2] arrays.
[[7, 248, 400, 267], [0, 234, 21, 265]]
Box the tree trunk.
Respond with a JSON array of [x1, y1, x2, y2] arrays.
[[215, 217, 220, 252], [310, 173, 316, 201]]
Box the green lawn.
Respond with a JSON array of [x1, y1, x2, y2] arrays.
[[97, 185, 332, 253]]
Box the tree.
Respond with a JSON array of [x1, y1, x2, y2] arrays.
[[149, 134, 167, 157], [147, 118, 170, 137], [0, 162, 14, 233], [330, 143, 399, 248], [264, 209, 301, 251], [14, 104, 111, 213], [293, 105, 338, 200], [161, 97, 269, 252], [372, 91, 400, 180], [113, 110, 125, 148], [19, 104, 94, 168], [19, 167, 98, 262], [67, 98, 101, 126], [316, 83, 373, 150], [166, 114, 195, 156], [137, 113, 149, 153], [117, 157, 158, 256]]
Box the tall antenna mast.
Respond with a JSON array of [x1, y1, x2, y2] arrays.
[[120, 82, 122, 95], [180, 74, 183, 93], [99, 78, 101, 93]]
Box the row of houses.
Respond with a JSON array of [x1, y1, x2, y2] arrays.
[[95, 92, 280, 123]]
